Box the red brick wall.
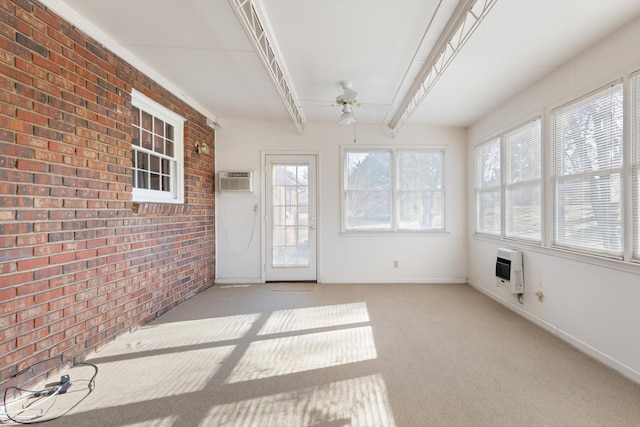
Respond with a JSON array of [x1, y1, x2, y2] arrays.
[[0, 0, 215, 387]]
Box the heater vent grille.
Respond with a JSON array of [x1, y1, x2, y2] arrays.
[[496, 248, 523, 294]]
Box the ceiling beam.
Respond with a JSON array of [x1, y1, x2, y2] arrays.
[[228, 0, 305, 133], [389, 0, 497, 136]]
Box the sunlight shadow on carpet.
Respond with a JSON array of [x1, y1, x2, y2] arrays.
[[202, 374, 395, 427]]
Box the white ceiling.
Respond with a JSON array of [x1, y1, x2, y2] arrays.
[[45, 0, 640, 131]]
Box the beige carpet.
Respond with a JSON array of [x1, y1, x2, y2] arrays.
[[33, 283, 640, 427]]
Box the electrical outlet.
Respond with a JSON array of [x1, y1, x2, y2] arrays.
[[393, 260, 399, 268]]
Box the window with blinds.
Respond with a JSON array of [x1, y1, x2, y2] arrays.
[[552, 82, 624, 257], [475, 138, 501, 235], [504, 119, 542, 242], [633, 72, 640, 260]]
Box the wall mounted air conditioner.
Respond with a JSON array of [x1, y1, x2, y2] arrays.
[[496, 248, 523, 294], [218, 171, 253, 193]]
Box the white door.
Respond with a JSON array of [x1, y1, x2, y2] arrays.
[[265, 154, 317, 282]]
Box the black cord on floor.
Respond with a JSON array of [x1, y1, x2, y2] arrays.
[[2, 357, 98, 424]]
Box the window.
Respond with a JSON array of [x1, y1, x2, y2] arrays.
[[473, 71, 640, 266], [505, 119, 542, 242], [633, 72, 640, 260], [343, 147, 444, 232], [475, 138, 501, 235], [474, 119, 542, 241], [552, 82, 623, 257], [131, 89, 185, 203]]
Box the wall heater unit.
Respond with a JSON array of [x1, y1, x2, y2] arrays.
[[218, 171, 253, 193], [496, 248, 523, 294]]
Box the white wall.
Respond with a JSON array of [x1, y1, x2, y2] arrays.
[[215, 120, 467, 284], [467, 17, 640, 383]]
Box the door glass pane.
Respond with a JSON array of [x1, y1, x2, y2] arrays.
[[272, 163, 309, 267]]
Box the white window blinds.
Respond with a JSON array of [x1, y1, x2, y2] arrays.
[[633, 72, 640, 260], [552, 82, 623, 257], [475, 138, 501, 235], [505, 119, 542, 242]]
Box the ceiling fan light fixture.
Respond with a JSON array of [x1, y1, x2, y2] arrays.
[[339, 104, 356, 125]]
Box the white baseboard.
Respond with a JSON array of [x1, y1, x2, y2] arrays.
[[214, 277, 263, 284], [467, 280, 640, 385], [317, 277, 467, 284]]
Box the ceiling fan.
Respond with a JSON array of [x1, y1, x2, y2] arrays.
[[335, 81, 360, 125]]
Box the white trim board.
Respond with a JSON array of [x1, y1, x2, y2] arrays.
[[467, 280, 640, 385]]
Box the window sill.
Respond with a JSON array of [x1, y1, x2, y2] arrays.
[[473, 233, 640, 276], [340, 230, 450, 237]]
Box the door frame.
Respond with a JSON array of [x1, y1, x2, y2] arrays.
[[260, 150, 320, 283]]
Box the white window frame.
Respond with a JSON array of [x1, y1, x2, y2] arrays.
[[341, 146, 446, 233], [474, 118, 542, 243], [551, 81, 624, 259], [504, 118, 542, 243], [474, 137, 501, 236], [473, 70, 640, 271], [632, 71, 640, 261], [131, 89, 185, 204]]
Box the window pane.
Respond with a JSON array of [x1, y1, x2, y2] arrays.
[[131, 126, 140, 147], [476, 138, 500, 188], [150, 173, 161, 190], [344, 150, 392, 231], [346, 190, 391, 230], [346, 151, 391, 190], [555, 86, 623, 176], [506, 183, 541, 241], [505, 119, 541, 242], [141, 111, 152, 132], [132, 106, 140, 127], [555, 174, 621, 253], [137, 151, 147, 171], [506, 120, 541, 183], [141, 130, 152, 151], [154, 117, 164, 137], [399, 151, 442, 190], [399, 191, 443, 230], [398, 150, 444, 230], [154, 135, 164, 154], [553, 83, 623, 256], [477, 189, 500, 235], [150, 155, 160, 173], [475, 139, 501, 234], [137, 170, 148, 189], [632, 72, 640, 260]]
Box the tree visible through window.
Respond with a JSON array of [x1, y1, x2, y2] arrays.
[[553, 83, 623, 256], [505, 119, 541, 242], [475, 138, 501, 235], [343, 148, 444, 232]]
